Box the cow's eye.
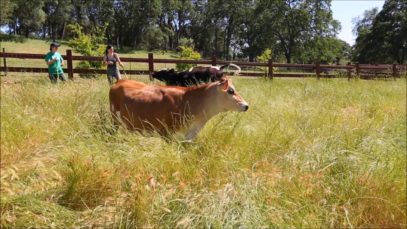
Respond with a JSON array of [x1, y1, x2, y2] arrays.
[[227, 88, 235, 95]]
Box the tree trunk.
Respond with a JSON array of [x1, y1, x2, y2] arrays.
[[8, 23, 12, 35], [61, 22, 66, 39], [225, 17, 234, 60], [285, 51, 291, 63], [214, 23, 218, 57], [249, 54, 254, 62], [42, 24, 46, 39], [116, 36, 120, 50]]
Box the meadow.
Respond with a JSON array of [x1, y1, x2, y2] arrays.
[[1, 39, 406, 228], [1, 72, 406, 228], [0, 39, 180, 71]]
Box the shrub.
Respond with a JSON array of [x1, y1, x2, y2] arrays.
[[75, 61, 95, 78], [256, 48, 276, 75], [257, 48, 272, 63], [0, 34, 27, 43], [176, 46, 201, 71], [67, 23, 106, 77], [179, 38, 194, 48]]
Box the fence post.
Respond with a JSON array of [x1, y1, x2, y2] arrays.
[[315, 61, 320, 80], [211, 55, 217, 66], [347, 62, 351, 81], [355, 62, 360, 77], [148, 53, 154, 81], [392, 63, 397, 78], [268, 59, 273, 79], [2, 48, 7, 76], [66, 49, 73, 80]]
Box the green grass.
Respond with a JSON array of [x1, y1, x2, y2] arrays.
[[0, 38, 179, 71], [0, 38, 272, 75], [1, 74, 406, 228]]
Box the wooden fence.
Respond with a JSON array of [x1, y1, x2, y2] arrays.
[[1, 48, 406, 80]]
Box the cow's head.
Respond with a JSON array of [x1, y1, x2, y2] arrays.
[[212, 77, 249, 112]]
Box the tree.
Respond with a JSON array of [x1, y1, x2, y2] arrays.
[[351, 8, 379, 62], [141, 25, 169, 50], [297, 37, 350, 64], [0, 0, 15, 27], [300, 0, 341, 63], [7, 0, 395, 64], [10, 0, 46, 37], [111, 0, 163, 48], [352, 7, 379, 38], [43, 0, 73, 40], [247, 0, 339, 63], [268, 0, 310, 63], [353, 0, 407, 64], [235, 0, 273, 61], [67, 23, 106, 70]]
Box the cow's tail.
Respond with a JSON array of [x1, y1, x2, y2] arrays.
[[220, 63, 241, 75]]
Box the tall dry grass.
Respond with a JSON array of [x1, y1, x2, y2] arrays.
[[1, 75, 406, 228]]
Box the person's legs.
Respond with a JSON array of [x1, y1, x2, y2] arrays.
[[110, 70, 121, 84], [116, 69, 122, 80], [49, 73, 57, 83], [107, 75, 113, 84], [58, 73, 67, 82], [112, 70, 122, 83]]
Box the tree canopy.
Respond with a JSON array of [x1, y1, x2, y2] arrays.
[[3, 0, 399, 64], [353, 0, 407, 64]]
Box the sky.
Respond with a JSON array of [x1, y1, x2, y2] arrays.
[[331, 0, 385, 45]]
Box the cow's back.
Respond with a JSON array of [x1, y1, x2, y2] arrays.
[[109, 80, 184, 132], [109, 80, 145, 114]]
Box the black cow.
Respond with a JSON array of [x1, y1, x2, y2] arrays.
[[152, 69, 198, 86], [152, 64, 241, 86]]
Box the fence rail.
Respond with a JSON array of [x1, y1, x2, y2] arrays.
[[1, 48, 406, 80]]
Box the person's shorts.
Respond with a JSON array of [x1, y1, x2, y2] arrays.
[[107, 68, 121, 84], [107, 67, 121, 77], [49, 73, 67, 82]]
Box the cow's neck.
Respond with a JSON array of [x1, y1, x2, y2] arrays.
[[181, 83, 219, 120]]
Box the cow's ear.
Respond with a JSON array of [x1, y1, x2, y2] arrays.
[[217, 78, 229, 90]]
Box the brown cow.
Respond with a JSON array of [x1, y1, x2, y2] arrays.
[[109, 77, 249, 140]]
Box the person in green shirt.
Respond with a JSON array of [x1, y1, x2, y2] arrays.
[[45, 42, 67, 83]]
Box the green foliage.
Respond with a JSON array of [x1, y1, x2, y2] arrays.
[[67, 23, 106, 57], [0, 0, 15, 26], [2, 0, 403, 63], [9, 0, 46, 37], [179, 38, 195, 48], [141, 26, 169, 51], [352, 7, 379, 38], [297, 37, 351, 64], [67, 23, 106, 75], [243, 0, 341, 63], [257, 48, 273, 74], [43, 0, 73, 39], [0, 34, 27, 43], [353, 0, 407, 64], [176, 46, 201, 71], [257, 48, 272, 63]]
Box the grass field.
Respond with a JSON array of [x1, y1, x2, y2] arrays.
[[0, 38, 270, 76], [1, 70, 406, 228], [0, 38, 179, 71]]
